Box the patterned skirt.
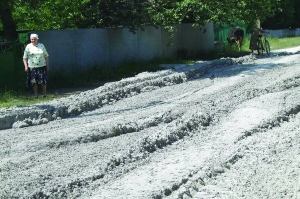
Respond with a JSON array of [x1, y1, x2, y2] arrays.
[[28, 66, 47, 86]]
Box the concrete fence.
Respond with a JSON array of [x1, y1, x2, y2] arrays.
[[267, 28, 300, 38], [32, 23, 214, 72]]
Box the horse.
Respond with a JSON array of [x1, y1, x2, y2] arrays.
[[227, 27, 244, 51]]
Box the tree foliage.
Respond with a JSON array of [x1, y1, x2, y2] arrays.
[[0, 0, 299, 36], [78, 0, 154, 32], [262, 0, 300, 29], [77, 0, 286, 31], [0, 0, 18, 39], [11, 0, 88, 30]]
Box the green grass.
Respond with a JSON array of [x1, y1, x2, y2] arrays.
[[0, 89, 67, 108], [237, 36, 300, 52], [266, 37, 300, 50], [1, 36, 300, 108], [207, 36, 300, 60], [0, 60, 165, 108]]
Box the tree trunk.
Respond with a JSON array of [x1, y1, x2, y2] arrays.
[[0, 1, 18, 40]]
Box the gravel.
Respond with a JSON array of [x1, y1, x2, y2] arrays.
[[1, 46, 300, 199]]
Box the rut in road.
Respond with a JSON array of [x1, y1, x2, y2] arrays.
[[1, 51, 300, 199], [0, 54, 257, 130], [85, 57, 300, 198]]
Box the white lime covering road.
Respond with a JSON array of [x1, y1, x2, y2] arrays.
[[1, 47, 300, 198]]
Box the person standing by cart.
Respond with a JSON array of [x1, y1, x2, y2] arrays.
[[249, 24, 270, 53]]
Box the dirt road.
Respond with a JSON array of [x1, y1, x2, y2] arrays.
[[1, 47, 300, 199]]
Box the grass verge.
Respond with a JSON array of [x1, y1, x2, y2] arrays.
[[240, 36, 300, 52]]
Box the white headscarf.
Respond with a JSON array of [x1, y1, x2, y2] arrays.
[[30, 34, 39, 39]]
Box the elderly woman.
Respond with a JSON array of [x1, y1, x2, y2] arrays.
[[23, 33, 49, 98]]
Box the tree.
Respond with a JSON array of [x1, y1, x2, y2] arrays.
[[11, 0, 88, 30], [0, 0, 18, 40], [1, 0, 297, 36], [262, 0, 300, 29], [78, 0, 154, 32], [80, 0, 284, 32]]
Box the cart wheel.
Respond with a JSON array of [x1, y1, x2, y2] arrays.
[[257, 40, 264, 55]]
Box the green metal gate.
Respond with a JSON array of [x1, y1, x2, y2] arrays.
[[0, 52, 15, 90], [0, 32, 28, 91], [214, 23, 247, 43]]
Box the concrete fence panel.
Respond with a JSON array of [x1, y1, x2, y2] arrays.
[[137, 26, 163, 60], [181, 24, 201, 56], [108, 28, 138, 66], [268, 28, 300, 38], [200, 23, 214, 52], [70, 29, 110, 68], [29, 23, 214, 73], [35, 29, 110, 72], [179, 23, 214, 57], [35, 30, 76, 71], [161, 26, 182, 58]]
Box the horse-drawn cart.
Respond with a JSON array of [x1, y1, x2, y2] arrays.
[[227, 27, 244, 51]]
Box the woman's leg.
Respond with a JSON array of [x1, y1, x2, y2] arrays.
[[33, 84, 38, 98], [41, 84, 47, 97]]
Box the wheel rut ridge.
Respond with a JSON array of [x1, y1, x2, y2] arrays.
[[0, 71, 187, 130], [44, 110, 185, 149], [3, 53, 300, 198], [0, 55, 246, 131], [266, 74, 300, 92], [158, 150, 245, 199], [18, 90, 300, 199], [23, 97, 300, 199], [147, 79, 300, 198], [34, 65, 300, 198], [0, 51, 297, 131], [2, 80, 248, 199], [237, 103, 300, 142], [12, 111, 212, 199], [5, 83, 252, 198], [159, 101, 300, 199], [19, 79, 266, 152], [0, 72, 187, 130]]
